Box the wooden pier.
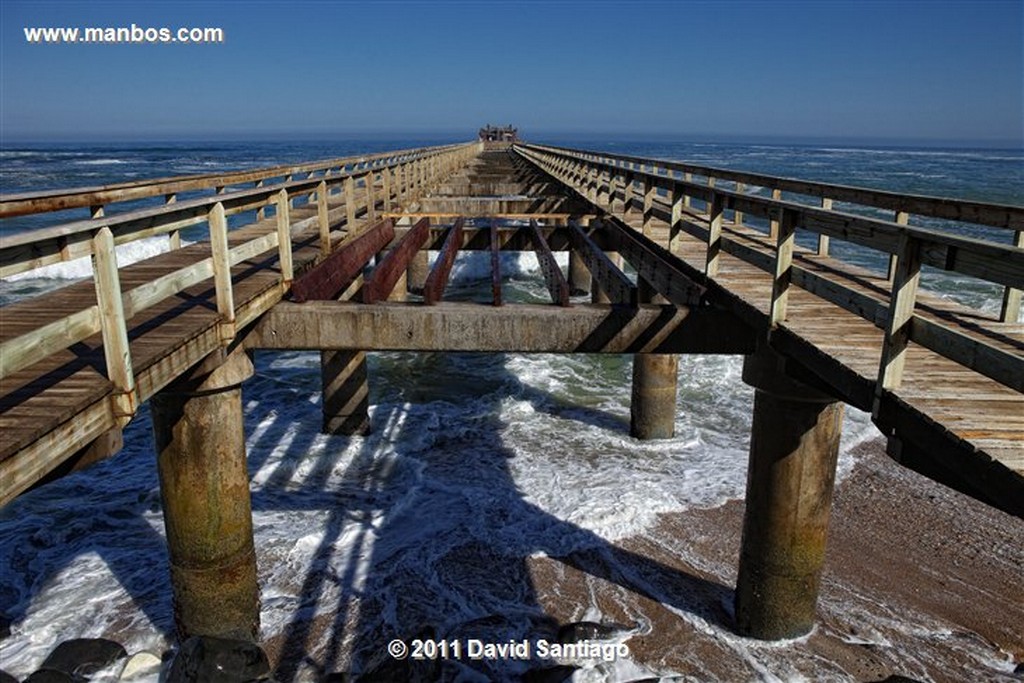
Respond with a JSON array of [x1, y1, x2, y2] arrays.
[[1, 137, 1022, 645]]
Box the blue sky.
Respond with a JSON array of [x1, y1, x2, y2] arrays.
[[1, 0, 1021, 146]]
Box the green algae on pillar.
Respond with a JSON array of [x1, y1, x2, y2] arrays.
[[150, 349, 259, 642], [735, 344, 844, 640]]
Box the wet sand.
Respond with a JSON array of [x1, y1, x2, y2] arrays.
[[528, 438, 1024, 682]]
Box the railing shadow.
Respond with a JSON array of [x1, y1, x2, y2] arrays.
[[252, 350, 733, 681]]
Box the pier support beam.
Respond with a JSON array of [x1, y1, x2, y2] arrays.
[[321, 349, 371, 435], [735, 345, 844, 640], [151, 349, 259, 642], [630, 277, 678, 439]]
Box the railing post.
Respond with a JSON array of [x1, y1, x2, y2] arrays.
[[255, 179, 266, 220], [92, 227, 136, 423], [876, 232, 922, 400], [383, 165, 393, 212], [817, 198, 832, 256], [735, 182, 745, 226], [683, 172, 693, 208], [1001, 229, 1023, 322], [276, 189, 294, 285], [769, 208, 798, 327], [165, 193, 182, 250], [208, 202, 236, 344], [642, 175, 655, 237], [670, 185, 684, 254], [317, 181, 330, 254], [888, 211, 909, 280], [365, 173, 376, 221], [705, 192, 724, 277], [768, 188, 782, 239], [345, 175, 357, 227]]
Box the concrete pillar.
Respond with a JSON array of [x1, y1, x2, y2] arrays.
[[735, 345, 844, 640], [151, 349, 259, 642], [630, 276, 677, 439], [321, 350, 370, 435], [591, 252, 622, 304], [407, 250, 429, 294], [569, 250, 590, 296]]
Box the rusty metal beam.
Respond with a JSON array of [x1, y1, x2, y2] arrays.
[[248, 301, 755, 354], [569, 222, 637, 306], [528, 219, 570, 306], [363, 217, 431, 304], [423, 217, 464, 305], [600, 216, 706, 307], [290, 218, 395, 302], [490, 220, 503, 307]]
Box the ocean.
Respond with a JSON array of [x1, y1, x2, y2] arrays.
[[0, 139, 1021, 681]]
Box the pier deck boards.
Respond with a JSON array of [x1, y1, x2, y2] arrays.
[[1, 142, 1022, 516]]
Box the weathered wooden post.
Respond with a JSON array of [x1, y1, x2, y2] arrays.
[[150, 348, 260, 642], [630, 278, 678, 439], [734, 344, 844, 640]]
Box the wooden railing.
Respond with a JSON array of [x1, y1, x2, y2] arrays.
[[515, 143, 1024, 403], [0, 142, 480, 421]]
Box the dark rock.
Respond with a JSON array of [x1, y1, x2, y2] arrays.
[[41, 638, 127, 676], [1014, 661, 1024, 675], [877, 676, 926, 683], [521, 664, 579, 683], [556, 621, 630, 643], [167, 636, 270, 683], [24, 670, 75, 683], [0, 669, 17, 683]]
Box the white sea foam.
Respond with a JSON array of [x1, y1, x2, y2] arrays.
[[3, 235, 178, 281]]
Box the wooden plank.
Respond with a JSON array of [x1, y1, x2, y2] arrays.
[[362, 217, 431, 304], [289, 218, 394, 303], [527, 220, 570, 307], [423, 217, 465, 305]]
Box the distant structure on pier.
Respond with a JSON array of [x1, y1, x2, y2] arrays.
[[479, 124, 518, 149]]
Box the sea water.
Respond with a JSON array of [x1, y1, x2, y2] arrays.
[[0, 139, 1020, 681]]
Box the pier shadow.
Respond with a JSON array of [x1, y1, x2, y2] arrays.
[[256, 350, 734, 682]]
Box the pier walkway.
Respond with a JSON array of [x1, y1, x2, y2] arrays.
[[1, 136, 1022, 645]]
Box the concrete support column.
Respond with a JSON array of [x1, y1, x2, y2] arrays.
[[591, 252, 622, 304], [151, 349, 259, 642], [407, 250, 429, 294], [630, 276, 677, 439], [320, 272, 371, 435], [569, 250, 590, 296], [321, 350, 371, 435], [735, 345, 844, 640]]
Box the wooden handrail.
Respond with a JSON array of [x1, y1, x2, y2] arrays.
[[0, 142, 470, 219], [0, 143, 478, 279], [516, 143, 1024, 396], [0, 142, 480, 385], [520, 143, 1024, 231]]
